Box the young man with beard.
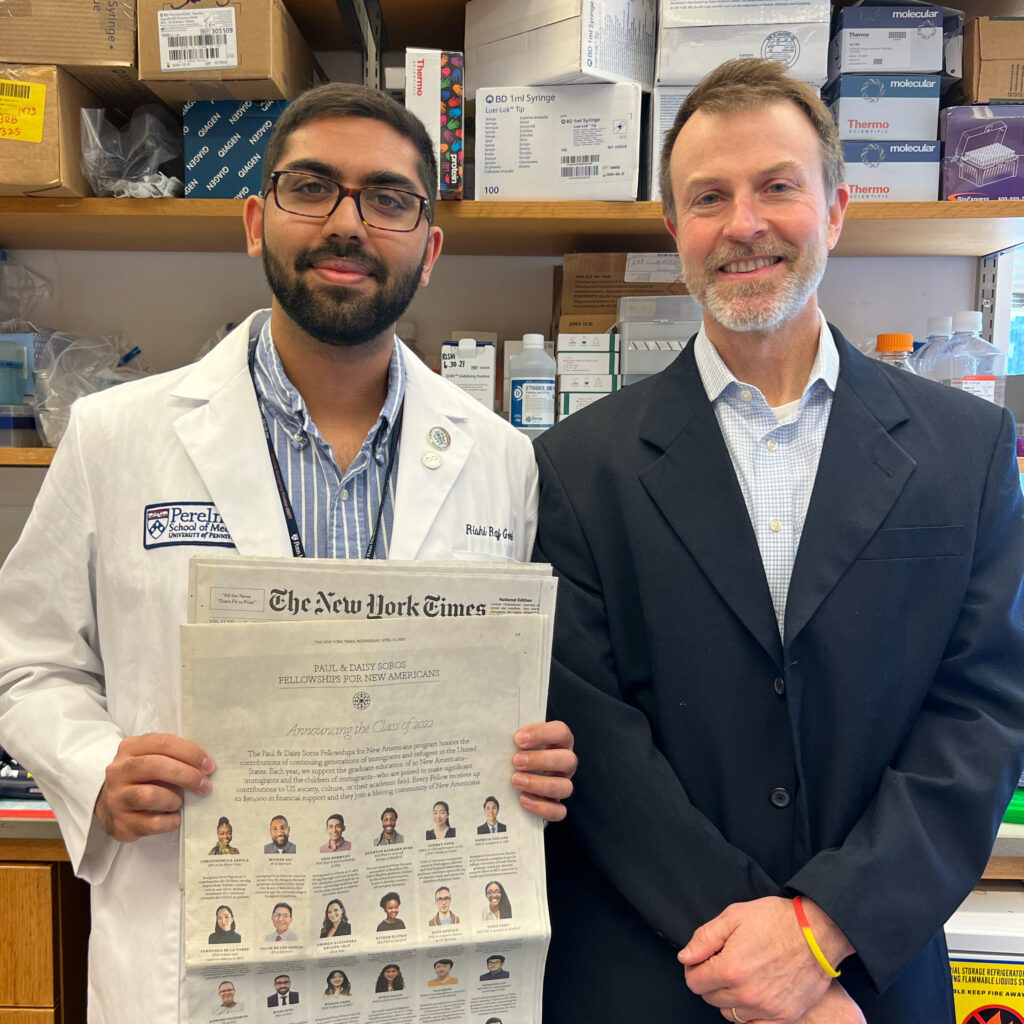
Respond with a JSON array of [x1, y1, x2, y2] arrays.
[[535, 59, 1024, 1023], [0, 83, 575, 1024]]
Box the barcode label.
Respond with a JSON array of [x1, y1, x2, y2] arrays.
[[168, 45, 225, 63], [158, 8, 237, 70], [0, 81, 30, 99], [888, 31, 907, 39], [561, 165, 600, 178], [561, 154, 600, 165]]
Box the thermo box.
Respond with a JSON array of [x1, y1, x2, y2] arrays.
[[825, 75, 940, 140], [659, 0, 830, 27], [465, 0, 657, 94], [842, 139, 941, 201], [940, 105, 1024, 200], [183, 100, 288, 200], [828, 7, 944, 80], [657, 22, 830, 85], [404, 48, 464, 200], [476, 84, 642, 201]]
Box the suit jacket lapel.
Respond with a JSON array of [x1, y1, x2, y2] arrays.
[[785, 333, 915, 644], [170, 318, 292, 557], [638, 345, 784, 668]]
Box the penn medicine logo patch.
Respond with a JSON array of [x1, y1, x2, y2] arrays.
[[144, 502, 234, 549]]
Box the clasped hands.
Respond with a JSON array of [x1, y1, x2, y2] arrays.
[[94, 722, 577, 841], [678, 896, 862, 1024]]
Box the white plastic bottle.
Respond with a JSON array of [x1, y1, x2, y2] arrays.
[[874, 333, 913, 371], [908, 315, 952, 379], [943, 310, 1007, 407], [509, 333, 555, 440]]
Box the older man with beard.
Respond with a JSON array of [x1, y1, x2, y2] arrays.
[[535, 58, 1024, 1024], [0, 83, 576, 1024]]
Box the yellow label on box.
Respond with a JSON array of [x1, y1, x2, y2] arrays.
[[951, 958, 1024, 1023], [0, 79, 46, 143]]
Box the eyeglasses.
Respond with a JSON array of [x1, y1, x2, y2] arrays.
[[268, 170, 430, 232]]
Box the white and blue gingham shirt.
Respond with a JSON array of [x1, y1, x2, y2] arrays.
[[693, 313, 839, 632], [250, 313, 406, 559]]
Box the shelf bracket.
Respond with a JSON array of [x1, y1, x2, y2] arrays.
[[334, 0, 387, 89], [976, 248, 1016, 355]]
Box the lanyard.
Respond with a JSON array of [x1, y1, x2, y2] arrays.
[[248, 342, 402, 559]]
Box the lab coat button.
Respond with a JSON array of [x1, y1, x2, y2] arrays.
[[772, 676, 785, 696], [770, 787, 791, 808]]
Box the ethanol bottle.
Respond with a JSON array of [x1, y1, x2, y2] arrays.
[[944, 310, 1007, 407], [509, 333, 555, 440], [874, 333, 913, 371], [908, 315, 953, 379]]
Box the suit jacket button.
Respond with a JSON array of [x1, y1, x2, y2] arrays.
[[770, 787, 791, 808], [773, 676, 786, 696]]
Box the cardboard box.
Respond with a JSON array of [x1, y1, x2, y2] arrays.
[[0, 65, 97, 197], [828, 7, 944, 81], [960, 17, 1024, 103], [0, 0, 150, 111], [940, 105, 1024, 200], [558, 313, 620, 335], [183, 99, 287, 199], [660, 0, 830, 27], [842, 139, 941, 200], [658, 21, 830, 85], [465, 0, 657, 94], [405, 49, 464, 200], [561, 253, 687, 315], [825, 74, 941, 140], [476, 84, 642, 201], [138, 0, 319, 103]]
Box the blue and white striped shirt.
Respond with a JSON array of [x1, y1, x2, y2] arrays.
[[250, 313, 406, 559], [693, 313, 838, 632]]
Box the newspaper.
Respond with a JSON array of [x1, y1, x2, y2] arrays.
[[180, 557, 556, 1024]]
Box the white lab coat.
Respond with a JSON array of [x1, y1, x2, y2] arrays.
[[0, 312, 538, 1024]]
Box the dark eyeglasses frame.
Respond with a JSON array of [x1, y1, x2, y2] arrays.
[[267, 170, 430, 232]]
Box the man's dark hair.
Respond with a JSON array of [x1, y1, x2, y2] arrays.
[[381, 806, 398, 820], [483, 795, 499, 809], [434, 958, 454, 968], [261, 83, 437, 221], [272, 902, 292, 915], [659, 57, 844, 219]]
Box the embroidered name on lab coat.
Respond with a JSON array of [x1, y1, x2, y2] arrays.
[[143, 502, 234, 550]]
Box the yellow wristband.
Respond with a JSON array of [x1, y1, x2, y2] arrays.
[[793, 895, 841, 978]]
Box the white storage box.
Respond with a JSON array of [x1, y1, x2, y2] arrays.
[[557, 350, 621, 375], [825, 74, 941, 140], [842, 139, 941, 201], [651, 86, 693, 202], [828, 6, 944, 81], [660, 0, 829, 27], [657, 22, 830, 85], [465, 0, 657, 94], [557, 373, 622, 392], [476, 84, 642, 201]]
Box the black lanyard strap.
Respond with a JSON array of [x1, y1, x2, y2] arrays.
[[248, 340, 401, 560]]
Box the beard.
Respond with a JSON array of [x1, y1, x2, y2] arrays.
[[262, 238, 427, 348], [684, 236, 828, 333]]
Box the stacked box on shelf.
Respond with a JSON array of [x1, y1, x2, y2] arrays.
[[137, 0, 320, 103], [0, 65, 99, 197], [0, 0, 151, 111], [182, 100, 289, 199], [657, 0, 831, 87], [466, 0, 655, 201], [556, 325, 621, 421], [464, 0, 657, 95], [826, 73, 942, 201], [955, 16, 1024, 104], [941, 106, 1024, 200]]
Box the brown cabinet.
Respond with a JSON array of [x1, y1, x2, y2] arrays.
[[0, 841, 89, 1024]]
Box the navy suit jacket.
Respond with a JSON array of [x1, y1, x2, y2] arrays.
[[534, 331, 1024, 1022], [266, 991, 299, 1006]]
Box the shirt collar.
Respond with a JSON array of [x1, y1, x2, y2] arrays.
[[694, 310, 839, 406], [252, 313, 407, 451]]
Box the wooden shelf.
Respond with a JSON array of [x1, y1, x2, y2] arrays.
[[1, 198, 1023, 257], [0, 448, 53, 467]]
